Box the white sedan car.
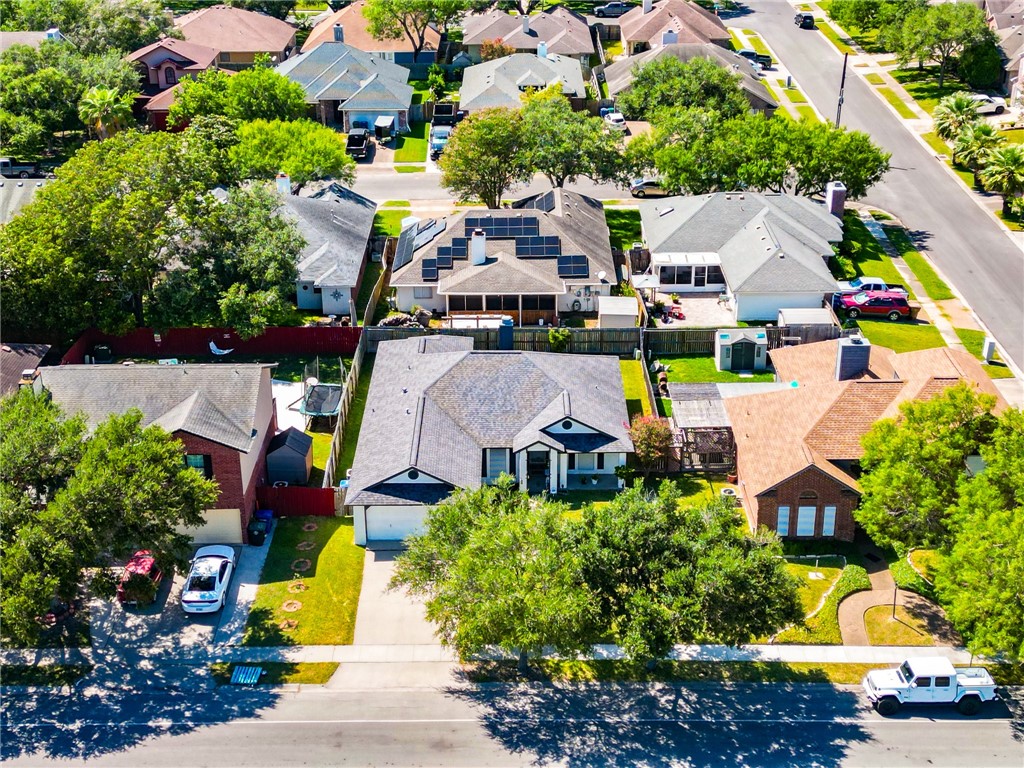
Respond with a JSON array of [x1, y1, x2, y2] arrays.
[[969, 93, 1007, 115], [604, 112, 628, 132], [181, 546, 236, 614]]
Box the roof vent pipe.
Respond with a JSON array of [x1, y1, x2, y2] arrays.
[[643, 0, 653, 13], [471, 228, 487, 265], [522, 14, 530, 33]]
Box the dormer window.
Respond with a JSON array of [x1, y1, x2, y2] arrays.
[[164, 65, 177, 84]]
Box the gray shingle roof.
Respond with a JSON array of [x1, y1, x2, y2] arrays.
[[463, 8, 594, 56], [275, 41, 412, 110], [618, 0, 729, 48], [640, 192, 842, 294], [283, 184, 377, 287], [37, 364, 272, 452], [460, 53, 586, 111], [268, 426, 313, 456], [346, 336, 633, 506], [390, 189, 616, 294], [0, 341, 50, 396]]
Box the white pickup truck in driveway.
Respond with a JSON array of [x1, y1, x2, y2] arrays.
[[863, 657, 998, 716]]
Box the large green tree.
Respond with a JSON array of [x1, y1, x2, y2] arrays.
[[579, 482, 802, 660], [230, 119, 357, 191], [856, 383, 998, 551], [77, 86, 134, 140], [895, 3, 994, 87], [362, 0, 468, 59], [616, 56, 751, 122], [0, 391, 218, 645], [520, 88, 626, 188], [936, 408, 1024, 660], [168, 59, 308, 128], [954, 121, 1004, 185], [933, 92, 978, 144], [0, 0, 175, 54], [979, 144, 1024, 216], [438, 107, 533, 208]]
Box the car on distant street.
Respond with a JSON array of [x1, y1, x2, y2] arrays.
[[629, 178, 669, 198], [117, 550, 164, 606], [839, 290, 911, 321], [736, 48, 773, 70], [794, 11, 815, 28], [594, 1, 630, 17], [181, 546, 236, 614], [968, 93, 1006, 115], [604, 111, 627, 132]]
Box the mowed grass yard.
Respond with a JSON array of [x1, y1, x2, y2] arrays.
[[604, 208, 642, 254], [865, 605, 935, 646], [394, 121, 428, 163], [244, 517, 364, 646], [785, 557, 845, 617], [620, 359, 652, 419], [656, 355, 774, 383], [853, 319, 945, 353]]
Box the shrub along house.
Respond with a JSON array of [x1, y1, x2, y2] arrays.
[[34, 363, 278, 544], [346, 335, 633, 544], [389, 189, 618, 326], [724, 337, 1006, 541]]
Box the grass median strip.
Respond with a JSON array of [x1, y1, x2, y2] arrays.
[[877, 87, 917, 119], [882, 227, 953, 300], [395, 165, 425, 173], [1, 664, 93, 687], [865, 73, 884, 85], [796, 105, 819, 123], [210, 662, 339, 685], [954, 328, 1015, 379], [817, 22, 856, 55]]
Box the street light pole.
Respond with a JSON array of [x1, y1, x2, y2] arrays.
[[836, 52, 849, 126]]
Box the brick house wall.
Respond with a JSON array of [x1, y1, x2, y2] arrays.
[[751, 466, 859, 542]]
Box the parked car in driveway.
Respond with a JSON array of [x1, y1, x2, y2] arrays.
[[429, 125, 452, 160], [181, 546, 236, 614], [968, 93, 1006, 115], [736, 49, 772, 70], [839, 290, 911, 321], [836, 276, 907, 294], [117, 550, 164, 606], [604, 111, 627, 132], [629, 179, 669, 198], [595, 1, 630, 17]]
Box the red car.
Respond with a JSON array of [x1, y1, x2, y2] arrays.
[[116, 551, 164, 605], [839, 290, 911, 321]]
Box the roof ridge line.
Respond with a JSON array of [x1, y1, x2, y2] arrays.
[[409, 394, 426, 466]]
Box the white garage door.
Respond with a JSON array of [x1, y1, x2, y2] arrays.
[[175, 508, 243, 545], [365, 505, 427, 542]]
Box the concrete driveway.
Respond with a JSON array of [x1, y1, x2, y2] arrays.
[[352, 548, 437, 645]]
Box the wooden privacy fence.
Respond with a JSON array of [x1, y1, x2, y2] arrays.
[[62, 326, 362, 364], [645, 325, 841, 356], [256, 485, 337, 517], [322, 332, 367, 488], [362, 239, 396, 328], [364, 326, 642, 356]]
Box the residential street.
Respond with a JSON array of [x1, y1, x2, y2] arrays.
[[3, 683, 1022, 766]]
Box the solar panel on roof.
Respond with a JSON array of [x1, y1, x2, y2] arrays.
[[515, 235, 561, 258], [556, 254, 589, 279], [392, 224, 417, 270], [463, 216, 539, 238], [435, 253, 452, 269], [421, 258, 438, 281]]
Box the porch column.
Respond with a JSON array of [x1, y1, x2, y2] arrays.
[[516, 451, 527, 492], [518, 294, 523, 327], [548, 450, 558, 493], [559, 453, 568, 489]]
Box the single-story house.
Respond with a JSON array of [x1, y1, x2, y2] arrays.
[[281, 183, 377, 318], [390, 189, 618, 326], [34, 363, 278, 544], [985, 0, 1023, 29], [618, 0, 730, 55], [603, 42, 777, 115], [346, 335, 633, 544], [175, 4, 296, 69], [463, 8, 594, 67], [275, 41, 413, 132], [638, 192, 843, 321], [127, 38, 220, 93], [301, 0, 440, 66], [0, 342, 51, 396], [0, 28, 64, 53], [459, 51, 586, 112], [724, 337, 1007, 541], [996, 25, 1023, 101]]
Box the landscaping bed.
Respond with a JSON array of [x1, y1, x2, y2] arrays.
[[243, 517, 364, 646], [785, 557, 845, 617], [210, 662, 339, 685], [775, 564, 871, 645], [887, 550, 937, 601]]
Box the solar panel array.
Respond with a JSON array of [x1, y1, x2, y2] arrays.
[[515, 236, 561, 258], [421, 258, 438, 282], [557, 254, 589, 279], [435, 237, 468, 260], [463, 216, 539, 238]]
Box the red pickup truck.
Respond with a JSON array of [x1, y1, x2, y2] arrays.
[[839, 290, 911, 321]]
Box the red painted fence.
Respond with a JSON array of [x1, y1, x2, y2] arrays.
[[61, 326, 362, 364], [257, 485, 338, 518]]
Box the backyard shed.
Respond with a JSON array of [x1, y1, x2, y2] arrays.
[[266, 427, 314, 485], [715, 329, 768, 372], [598, 295, 640, 328]]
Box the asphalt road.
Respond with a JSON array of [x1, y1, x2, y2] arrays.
[[3, 682, 1022, 766]]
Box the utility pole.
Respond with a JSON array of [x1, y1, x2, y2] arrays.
[[836, 53, 849, 126]]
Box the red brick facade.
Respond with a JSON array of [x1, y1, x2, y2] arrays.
[[751, 466, 859, 542]]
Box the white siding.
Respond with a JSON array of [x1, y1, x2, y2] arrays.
[[239, 370, 275, 497], [296, 280, 320, 310], [395, 286, 445, 313], [319, 282, 353, 315], [735, 292, 827, 322]]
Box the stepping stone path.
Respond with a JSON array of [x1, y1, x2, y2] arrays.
[[288, 581, 308, 593], [282, 600, 302, 613], [296, 540, 316, 551], [278, 619, 298, 631], [291, 558, 311, 573], [302, 522, 318, 532]]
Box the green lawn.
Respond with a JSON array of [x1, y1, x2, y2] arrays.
[[785, 88, 808, 105], [673, 473, 733, 507], [853, 319, 946, 353], [838, 213, 913, 296], [656, 397, 672, 418], [604, 208, 642, 253], [222, 355, 348, 384], [1, 665, 92, 686], [373, 210, 408, 238], [601, 38, 623, 60], [764, 82, 784, 106], [795, 105, 819, 123], [393, 121, 428, 163], [865, 73, 885, 85], [306, 430, 332, 487], [996, 209, 1024, 232], [744, 32, 771, 58], [865, 605, 935, 646], [890, 67, 965, 115], [921, 131, 949, 156], [776, 564, 871, 644], [655, 355, 775, 383], [334, 357, 374, 479], [355, 259, 384, 324], [999, 127, 1024, 143], [556, 489, 619, 511], [211, 662, 339, 685], [785, 557, 845, 617], [727, 29, 744, 51], [620, 359, 652, 418], [244, 517, 364, 646], [877, 87, 917, 119], [954, 327, 1015, 378], [882, 227, 953, 300], [395, 165, 425, 173], [381, 200, 411, 207], [817, 22, 856, 55]]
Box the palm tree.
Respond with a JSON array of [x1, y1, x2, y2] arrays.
[[980, 144, 1024, 216], [933, 92, 979, 145], [77, 86, 133, 140], [954, 121, 1005, 186]]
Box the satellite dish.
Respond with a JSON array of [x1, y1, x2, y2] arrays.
[[306, 377, 319, 387], [598, 270, 607, 281]]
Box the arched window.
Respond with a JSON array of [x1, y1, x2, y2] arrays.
[[164, 66, 177, 85]]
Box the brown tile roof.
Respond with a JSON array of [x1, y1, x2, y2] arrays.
[[302, 1, 441, 54], [462, 7, 594, 57], [619, 0, 729, 48], [126, 38, 221, 70], [727, 339, 1008, 500], [176, 5, 295, 55]]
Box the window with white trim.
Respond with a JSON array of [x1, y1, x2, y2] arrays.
[[575, 453, 596, 471], [822, 506, 837, 537], [796, 506, 817, 536], [413, 287, 433, 299], [776, 506, 790, 537]]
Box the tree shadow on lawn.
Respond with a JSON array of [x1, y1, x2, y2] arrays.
[[445, 678, 872, 767], [0, 657, 281, 761]]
